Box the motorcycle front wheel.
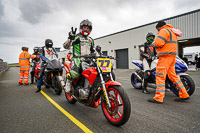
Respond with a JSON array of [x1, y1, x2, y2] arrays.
[[101, 85, 131, 126], [55, 76, 63, 95]]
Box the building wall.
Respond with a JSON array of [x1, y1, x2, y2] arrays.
[[94, 9, 200, 69]]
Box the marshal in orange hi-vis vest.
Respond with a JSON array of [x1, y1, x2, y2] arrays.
[[19, 51, 36, 85], [153, 24, 189, 102]]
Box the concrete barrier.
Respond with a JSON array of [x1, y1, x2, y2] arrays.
[[0, 60, 9, 78]]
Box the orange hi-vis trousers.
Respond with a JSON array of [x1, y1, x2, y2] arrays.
[[19, 70, 29, 84], [154, 55, 189, 102]]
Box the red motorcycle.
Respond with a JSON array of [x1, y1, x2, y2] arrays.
[[64, 55, 131, 126]]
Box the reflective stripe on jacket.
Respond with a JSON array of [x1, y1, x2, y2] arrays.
[[19, 51, 36, 71], [155, 24, 178, 57]]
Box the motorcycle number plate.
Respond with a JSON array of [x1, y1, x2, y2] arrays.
[[97, 58, 112, 72]]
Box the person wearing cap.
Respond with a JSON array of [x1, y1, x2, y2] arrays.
[[19, 47, 36, 85], [148, 21, 190, 104], [140, 32, 157, 94]]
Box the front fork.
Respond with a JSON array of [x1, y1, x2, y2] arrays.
[[96, 63, 111, 108]]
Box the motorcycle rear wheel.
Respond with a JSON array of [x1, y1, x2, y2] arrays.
[[101, 85, 131, 126]]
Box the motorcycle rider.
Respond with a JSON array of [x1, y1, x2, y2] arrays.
[[35, 39, 58, 93], [140, 32, 157, 94], [148, 21, 190, 103], [31, 47, 41, 84], [19, 47, 36, 85], [65, 51, 72, 62], [63, 19, 95, 92], [95, 45, 103, 56]]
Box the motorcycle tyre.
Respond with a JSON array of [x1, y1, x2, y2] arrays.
[[101, 85, 131, 127]]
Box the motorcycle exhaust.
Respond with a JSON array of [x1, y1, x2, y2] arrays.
[[57, 76, 65, 87], [133, 72, 142, 81]]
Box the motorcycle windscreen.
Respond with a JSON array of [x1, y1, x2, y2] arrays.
[[175, 56, 188, 73]]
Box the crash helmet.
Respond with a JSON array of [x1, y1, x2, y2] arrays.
[[146, 32, 155, 43], [22, 47, 29, 51], [33, 47, 39, 54], [45, 39, 53, 48], [68, 51, 72, 54], [96, 45, 101, 52], [80, 19, 92, 36]]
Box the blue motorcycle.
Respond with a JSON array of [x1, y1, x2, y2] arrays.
[[131, 56, 195, 96]]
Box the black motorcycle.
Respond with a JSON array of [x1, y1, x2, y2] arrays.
[[43, 59, 65, 95]]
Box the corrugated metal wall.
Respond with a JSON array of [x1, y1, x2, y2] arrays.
[[95, 9, 200, 69], [165, 11, 200, 39]]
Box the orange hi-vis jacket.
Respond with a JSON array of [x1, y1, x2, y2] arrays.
[[155, 24, 178, 57], [19, 51, 36, 71]]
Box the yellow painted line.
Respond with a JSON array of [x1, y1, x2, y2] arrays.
[[196, 86, 200, 89], [14, 67, 93, 133], [32, 85, 93, 133]]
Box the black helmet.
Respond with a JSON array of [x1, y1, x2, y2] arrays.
[[45, 39, 53, 48], [156, 21, 166, 29], [22, 47, 28, 51], [146, 32, 155, 43], [80, 19, 92, 36], [96, 45, 101, 53], [33, 47, 39, 54]]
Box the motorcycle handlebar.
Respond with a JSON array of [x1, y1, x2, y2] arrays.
[[74, 55, 116, 59]]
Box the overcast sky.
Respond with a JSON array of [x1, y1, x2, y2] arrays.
[[0, 0, 200, 63]]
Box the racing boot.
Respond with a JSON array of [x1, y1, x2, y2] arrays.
[[142, 79, 150, 94], [31, 78, 34, 84], [30, 71, 34, 84], [35, 86, 41, 93], [64, 79, 72, 93]]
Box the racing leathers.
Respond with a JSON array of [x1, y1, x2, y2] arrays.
[[35, 47, 58, 92], [65, 53, 72, 62], [140, 42, 157, 94], [31, 52, 41, 84], [63, 33, 95, 79], [63, 33, 95, 92]]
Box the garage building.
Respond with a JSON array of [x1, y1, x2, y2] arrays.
[[94, 9, 200, 69]]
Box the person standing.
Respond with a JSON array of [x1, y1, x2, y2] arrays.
[[19, 47, 36, 85], [65, 51, 72, 62], [195, 54, 198, 70], [30, 47, 41, 84], [140, 32, 157, 94], [148, 21, 190, 104]]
